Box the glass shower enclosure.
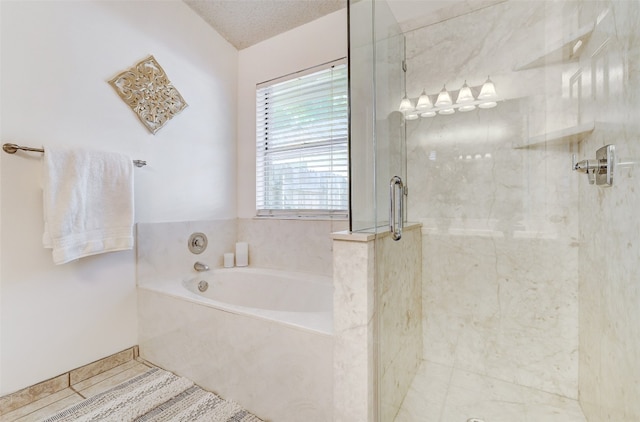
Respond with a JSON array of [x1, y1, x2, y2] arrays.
[[349, 0, 421, 421], [349, 0, 640, 421]]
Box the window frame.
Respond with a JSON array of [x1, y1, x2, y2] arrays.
[[255, 58, 349, 219]]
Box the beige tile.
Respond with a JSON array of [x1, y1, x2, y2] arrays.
[[77, 364, 151, 399], [71, 360, 145, 392], [0, 374, 68, 415], [0, 389, 81, 422], [11, 393, 84, 422], [69, 347, 134, 385], [135, 356, 157, 368]]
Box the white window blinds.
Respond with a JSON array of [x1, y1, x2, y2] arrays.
[[256, 60, 348, 218]]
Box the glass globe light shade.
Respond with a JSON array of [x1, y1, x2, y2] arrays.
[[416, 90, 433, 111], [435, 86, 453, 107], [399, 95, 414, 113], [456, 81, 475, 104], [478, 77, 497, 100]]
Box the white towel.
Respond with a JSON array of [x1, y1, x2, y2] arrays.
[[42, 146, 134, 265]]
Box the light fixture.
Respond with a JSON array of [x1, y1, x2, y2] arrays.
[[399, 94, 414, 113], [456, 80, 476, 112], [478, 101, 497, 109], [416, 89, 433, 112], [405, 113, 419, 120], [456, 81, 475, 103], [478, 76, 497, 100], [478, 76, 498, 109], [399, 78, 499, 120], [435, 85, 452, 107]]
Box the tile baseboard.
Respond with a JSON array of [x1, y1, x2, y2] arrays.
[[0, 346, 139, 415]]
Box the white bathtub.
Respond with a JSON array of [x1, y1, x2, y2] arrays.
[[142, 267, 332, 334], [137, 267, 334, 421], [185, 267, 330, 311]]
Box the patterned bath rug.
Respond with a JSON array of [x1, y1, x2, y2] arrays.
[[40, 367, 263, 422]]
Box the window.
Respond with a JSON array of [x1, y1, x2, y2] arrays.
[[256, 59, 348, 218]]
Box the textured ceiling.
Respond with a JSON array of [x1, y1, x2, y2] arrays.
[[183, 0, 347, 50], [183, 0, 471, 50]]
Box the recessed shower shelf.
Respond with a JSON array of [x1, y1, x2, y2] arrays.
[[516, 122, 595, 149], [513, 23, 595, 70]]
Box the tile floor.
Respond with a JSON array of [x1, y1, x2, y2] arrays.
[[3, 357, 588, 422], [0, 359, 154, 422], [394, 360, 587, 422]]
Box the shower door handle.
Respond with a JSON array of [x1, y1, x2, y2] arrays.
[[389, 176, 404, 241]]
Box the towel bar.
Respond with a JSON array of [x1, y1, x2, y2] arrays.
[[2, 143, 147, 168]]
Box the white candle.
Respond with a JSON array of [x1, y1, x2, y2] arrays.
[[223, 253, 234, 268], [235, 242, 248, 267]]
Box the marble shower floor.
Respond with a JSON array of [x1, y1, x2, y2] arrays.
[[0, 359, 154, 422], [394, 360, 587, 422]]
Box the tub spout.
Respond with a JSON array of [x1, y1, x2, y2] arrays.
[[194, 261, 210, 272]]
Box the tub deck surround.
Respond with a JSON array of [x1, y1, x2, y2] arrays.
[[137, 269, 333, 422]]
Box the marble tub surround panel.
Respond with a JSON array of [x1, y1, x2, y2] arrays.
[[332, 224, 422, 422], [0, 346, 138, 416], [138, 289, 332, 422], [136, 219, 236, 285], [377, 225, 423, 422], [332, 236, 375, 422], [237, 218, 346, 277], [577, 1, 640, 419]]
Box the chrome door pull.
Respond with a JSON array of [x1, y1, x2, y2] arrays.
[[389, 176, 404, 241]]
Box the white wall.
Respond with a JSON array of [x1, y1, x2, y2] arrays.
[[0, 0, 237, 394], [236, 8, 348, 218]]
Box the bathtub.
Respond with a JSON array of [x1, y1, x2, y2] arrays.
[[137, 267, 334, 422], [182, 267, 332, 333]]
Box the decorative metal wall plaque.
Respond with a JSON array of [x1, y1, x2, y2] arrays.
[[109, 55, 188, 134]]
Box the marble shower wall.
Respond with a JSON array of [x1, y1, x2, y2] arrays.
[[404, 1, 582, 398], [576, 0, 640, 420]]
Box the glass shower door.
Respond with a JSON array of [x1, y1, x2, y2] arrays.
[[367, 3, 419, 422], [349, 0, 420, 421]]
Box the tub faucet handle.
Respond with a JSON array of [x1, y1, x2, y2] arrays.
[[194, 261, 210, 272]]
